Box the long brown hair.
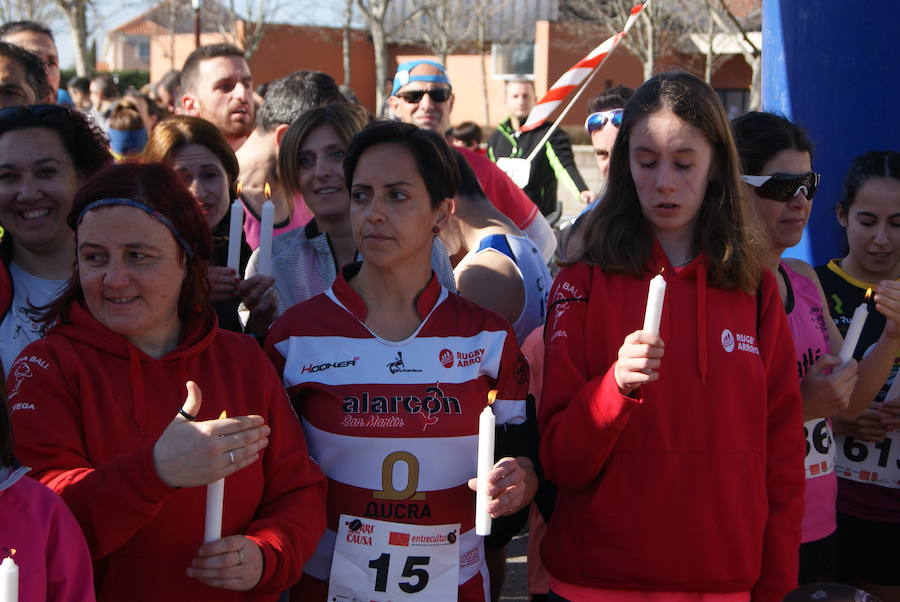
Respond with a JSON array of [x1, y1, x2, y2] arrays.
[[142, 115, 239, 200], [575, 71, 763, 293]]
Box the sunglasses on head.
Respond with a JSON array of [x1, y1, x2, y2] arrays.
[[741, 171, 821, 202], [584, 109, 623, 134], [396, 88, 452, 104], [0, 104, 69, 126]]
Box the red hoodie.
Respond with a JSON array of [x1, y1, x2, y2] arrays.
[[7, 303, 327, 602], [540, 249, 804, 601]]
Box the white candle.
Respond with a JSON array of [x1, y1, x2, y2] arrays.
[[204, 411, 228, 543], [257, 200, 274, 276], [0, 555, 18, 602], [475, 403, 496, 536], [838, 299, 869, 365], [226, 199, 243, 273], [642, 273, 667, 336]]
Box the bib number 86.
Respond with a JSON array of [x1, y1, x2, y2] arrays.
[[369, 553, 431, 594]]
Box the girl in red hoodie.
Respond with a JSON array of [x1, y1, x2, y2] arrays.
[[540, 72, 805, 601]]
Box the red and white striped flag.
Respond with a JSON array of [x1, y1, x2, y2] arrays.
[[520, 2, 647, 133]]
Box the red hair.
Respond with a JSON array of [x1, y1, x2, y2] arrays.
[[40, 162, 212, 328]]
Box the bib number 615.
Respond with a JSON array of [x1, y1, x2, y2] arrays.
[[369, 553, 430, 594]]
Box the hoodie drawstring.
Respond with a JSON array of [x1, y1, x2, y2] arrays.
[[127, 345, 146, 432], [696, 260, 708, 385]]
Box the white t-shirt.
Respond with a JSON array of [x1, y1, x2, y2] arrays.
[[0, 262, 66, 378]]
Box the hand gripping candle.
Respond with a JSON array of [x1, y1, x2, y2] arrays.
[[204, 411, 228, 543], [475, 390, 497, 536], [257, 183, 274, 276], [0, 550, 18, 602], [642, 271, 667, 336], [838, 288, 871, 365], [226, 183, 244, 273]]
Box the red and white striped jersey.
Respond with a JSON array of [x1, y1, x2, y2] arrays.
[[266, 269, 529, 601]]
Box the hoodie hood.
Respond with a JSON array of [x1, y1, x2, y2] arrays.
[[647, 238, 709, 384], [47, 302, 219, 431]]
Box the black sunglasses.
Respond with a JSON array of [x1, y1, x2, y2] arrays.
[[396, 88, 452, 104], [741, 171, 821, 202]]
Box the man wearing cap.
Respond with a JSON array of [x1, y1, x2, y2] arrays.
[[488, 79, 591, 217], [389, 59, 557, 260]]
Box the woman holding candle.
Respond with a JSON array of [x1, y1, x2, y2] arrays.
[[814, 151, 900, 601], [247, 103, 455, 316], [540, 73, 805, 601], [265, 121, 536, 601], [0, 105, 111, 378], [732, 114, 900, 584], [141, 116, 276, 336], [7, 161, 327, 602], [1, 389, 95, 602]]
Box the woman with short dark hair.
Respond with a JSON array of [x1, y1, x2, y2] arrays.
[[267, 121, 536, 601]]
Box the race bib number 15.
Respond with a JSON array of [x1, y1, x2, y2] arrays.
[[328, 514, 461, 601]]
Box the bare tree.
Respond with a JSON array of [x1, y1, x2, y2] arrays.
[[0, 0, 59, 25], [216, 0, 284, 59], [391, 0, 478, 65], [709, 0, 761, 110], [342, 0, 352, 86], [560, 0, 687, 82], [355, 0, 391, 112], [560, 0, 759, 108], [54, 0, 89, 75], [474, 0, 489, 124], [355, 0, 431, 111]]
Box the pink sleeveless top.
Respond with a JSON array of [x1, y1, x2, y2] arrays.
[[781, 262, 837, 543]]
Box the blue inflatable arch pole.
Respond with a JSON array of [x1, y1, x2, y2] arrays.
[[762, 1, 900, 266]]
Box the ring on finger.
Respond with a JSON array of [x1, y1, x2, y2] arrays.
[[238, 549, 244, 565], [228, 450, 235, 464]]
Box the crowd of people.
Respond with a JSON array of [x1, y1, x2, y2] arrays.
[[0, 17, 897, 602]]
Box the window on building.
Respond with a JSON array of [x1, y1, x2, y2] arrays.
[[137, 41, 150, 62], [492, 43, 534, 80], [716, 89, 749, 120]]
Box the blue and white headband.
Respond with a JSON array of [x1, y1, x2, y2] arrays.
[[77, 197, 194, 258], [392, 60, 451, 96]]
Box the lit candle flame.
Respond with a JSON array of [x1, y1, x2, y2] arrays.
[[219, 410, 227, 419], [487, 390, 497, 406], [865, 288, 873, 301], [264, 182, 271, 199], [236, 181, 242, 197], [9, 548, 14, 557]]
